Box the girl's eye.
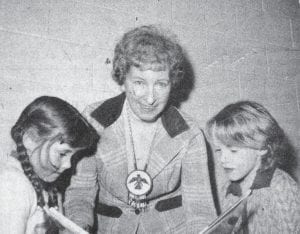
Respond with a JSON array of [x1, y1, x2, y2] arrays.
[[230, 149, 238, 153], [214, 149, 221, 154], [59, 152, 67, 157]]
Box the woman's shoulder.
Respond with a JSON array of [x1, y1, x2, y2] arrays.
[[82, 99, 108, 132], [83, 100, 105, 116], [175, 108, 204, 135]]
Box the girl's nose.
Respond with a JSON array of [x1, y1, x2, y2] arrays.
[[60, 156, 71, 171], [220, 152, 228, 164]]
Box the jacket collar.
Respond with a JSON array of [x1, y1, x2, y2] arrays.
[[226, 166, 276, 197], [90, 93, 189, 138], [91, 92, 126, 128]]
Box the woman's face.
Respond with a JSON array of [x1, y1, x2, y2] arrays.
[[122, 66, 171, 122], [24, 134, 80, 182], [213, 139, 265, 182]]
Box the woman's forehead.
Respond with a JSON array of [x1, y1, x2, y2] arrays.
[[127, 66, 170, 80], [132, 62, 169, 72]]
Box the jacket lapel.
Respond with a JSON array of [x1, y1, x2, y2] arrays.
[[147, 124, 189, 179], [97, 117, 129, 201], [147, 106, 190, 179], [90, 94, 191, 196]]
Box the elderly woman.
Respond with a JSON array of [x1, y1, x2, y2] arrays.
[[64, 25, 216, 233], [0, 96, 99, 234]]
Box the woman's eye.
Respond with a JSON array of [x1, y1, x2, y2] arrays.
[[134, 80, 143, 85], [59, 153, 67, 157], [230, 149, 238, 153]]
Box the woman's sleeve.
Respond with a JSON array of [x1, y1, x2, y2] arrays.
[[63, 155, 98, 229], [0, 169, 36, 234], [63, 103, 101, 229], [181, 130, 217, 233]]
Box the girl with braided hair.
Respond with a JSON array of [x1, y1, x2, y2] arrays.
[[0, 96, 99, 234]]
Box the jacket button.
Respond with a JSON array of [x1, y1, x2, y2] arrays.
[[135, 209, 140, 215]]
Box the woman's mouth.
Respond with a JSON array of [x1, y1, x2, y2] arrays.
[[140, 104, 156, 112]]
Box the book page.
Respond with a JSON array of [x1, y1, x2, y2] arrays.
[[44, 207, 89, 234]]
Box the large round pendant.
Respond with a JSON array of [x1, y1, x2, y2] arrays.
[[126, 170, 152, 196]]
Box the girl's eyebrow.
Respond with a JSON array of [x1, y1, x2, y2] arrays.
[[59, 148, 75, 154]]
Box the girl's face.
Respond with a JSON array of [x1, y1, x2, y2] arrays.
[[213, 139, 266, 182], [24, 134, 81, 182]]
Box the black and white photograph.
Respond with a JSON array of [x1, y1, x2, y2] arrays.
[[0, 0, 299, 233]]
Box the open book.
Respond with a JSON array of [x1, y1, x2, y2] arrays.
[[43, 207, 89, 234], [199, 190, 252, 234]]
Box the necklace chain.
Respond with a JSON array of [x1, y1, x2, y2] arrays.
[[126, 103, 158, 171]]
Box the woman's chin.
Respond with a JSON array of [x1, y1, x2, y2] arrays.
[[41, 173, 60, 183]]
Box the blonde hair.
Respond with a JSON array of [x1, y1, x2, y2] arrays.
[[206, 101, 287, 170]]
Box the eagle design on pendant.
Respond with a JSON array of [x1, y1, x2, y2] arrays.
[[126, 170, 152, 196], [129, 174, 149, 189]]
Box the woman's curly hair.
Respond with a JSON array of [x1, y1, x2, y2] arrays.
[[112, 25, 185, 88]]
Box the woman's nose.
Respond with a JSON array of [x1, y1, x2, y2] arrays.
[[145, 87, 155, 105]]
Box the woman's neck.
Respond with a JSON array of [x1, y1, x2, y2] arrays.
[[126, 102, 159, 127]]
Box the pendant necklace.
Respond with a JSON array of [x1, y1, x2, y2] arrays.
[[125, 104, 158, 214]]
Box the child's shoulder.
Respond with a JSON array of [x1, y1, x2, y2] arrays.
[[270, 168, 298, 190], [250, 169, 298, 204], [0, 157, 35, 197], [265, 168, 300, 203]]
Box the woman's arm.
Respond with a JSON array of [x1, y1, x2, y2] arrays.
[[0, 168, 35, 234], [63, 103, 101, 231], [63, 155, 98, 229], [181, 130, 217, 233]]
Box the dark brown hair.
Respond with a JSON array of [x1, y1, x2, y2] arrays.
[[11, 96, 99, 207]]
